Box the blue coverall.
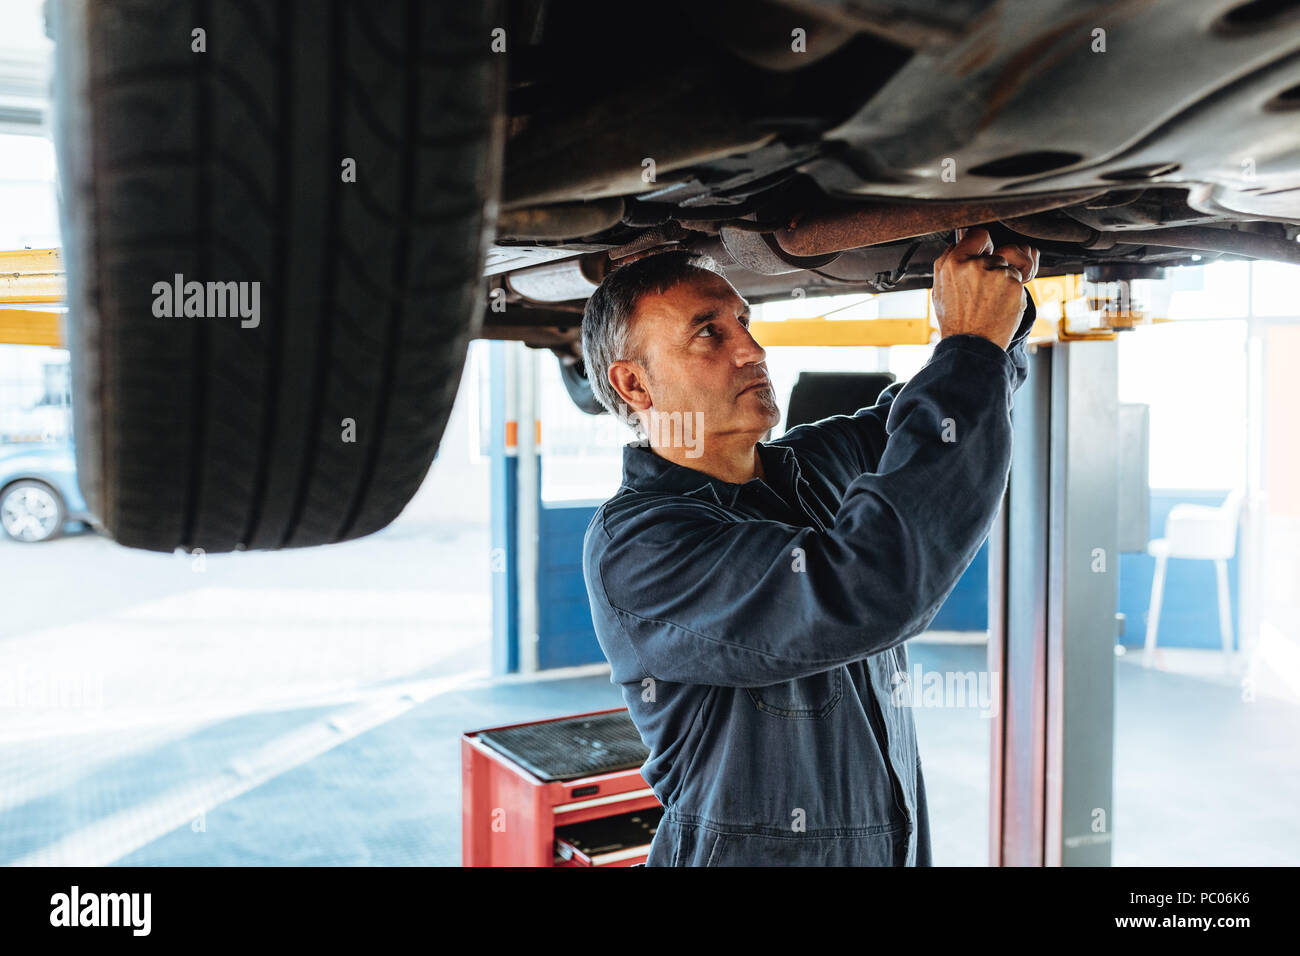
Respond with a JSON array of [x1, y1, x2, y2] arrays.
[[581, 293, 1037, 866]]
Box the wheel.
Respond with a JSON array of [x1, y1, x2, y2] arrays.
[[0, 480, 67, 543], [50, 0, 504, 552]]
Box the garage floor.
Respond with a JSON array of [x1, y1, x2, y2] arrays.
[[2, 513, 1295, 866], [3, 641, 1289, 867]]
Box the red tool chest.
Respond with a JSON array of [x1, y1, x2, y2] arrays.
[[461, 707, 664, 866]]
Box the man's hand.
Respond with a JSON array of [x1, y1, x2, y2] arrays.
[[931, 227, 1040, 350]]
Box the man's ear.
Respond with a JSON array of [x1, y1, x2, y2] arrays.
[[609, 360, 653, 414]]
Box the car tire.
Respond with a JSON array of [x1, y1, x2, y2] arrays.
[[0, 480, 67, 543], [49, 0, 504, 552]]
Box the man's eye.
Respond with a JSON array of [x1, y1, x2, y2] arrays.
[[697, 324, 716, 338]]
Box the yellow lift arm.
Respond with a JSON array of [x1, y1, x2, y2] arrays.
[[1, 249, 1167, 351], [749, 273, 1169, 348], [0, 248, 66, 347]]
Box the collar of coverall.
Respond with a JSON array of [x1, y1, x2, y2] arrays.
[[620, 439, 803, 509]]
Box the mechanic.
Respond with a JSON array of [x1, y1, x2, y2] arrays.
[[580, 228, 1040, 866]]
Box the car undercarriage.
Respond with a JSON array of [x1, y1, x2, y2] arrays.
[[484, 0, 1300, 396], [41, 0, 1300, 552]]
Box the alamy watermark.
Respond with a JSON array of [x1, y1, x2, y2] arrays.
[[890, 663, 1000, 718], [50, 886, 150, 936], [152, 274, 260, 328], [607, 401, 705, 458]]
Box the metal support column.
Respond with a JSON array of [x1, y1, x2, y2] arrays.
[[516, 343, 540, 674], [488, 341, 542, 676], [990, 339, 1119, 866], [488, 341, 519, 675]]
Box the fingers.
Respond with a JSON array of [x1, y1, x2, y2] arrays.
[[936, 232, 1041, 283], [934, 228, 986, 276], [954, 227, 994, 259], [991, 243, 1039, 283], [982, 255, 1023, 283]]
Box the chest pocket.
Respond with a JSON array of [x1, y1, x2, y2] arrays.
[[746, 666, 844, 719]]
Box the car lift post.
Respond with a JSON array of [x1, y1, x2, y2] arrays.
[[988, 337, 1120, 866], [488, 340, 542, 676]]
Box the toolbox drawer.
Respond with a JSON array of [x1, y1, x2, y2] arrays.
[[554, 805, 664, 867]]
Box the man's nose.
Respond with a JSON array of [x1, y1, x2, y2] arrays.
[[734, 323, 766, 365]]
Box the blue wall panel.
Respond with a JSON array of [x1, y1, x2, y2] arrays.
[[537, 503, 604, 669], [929, 543, 989, 631], [528, 489, 1240, 668]]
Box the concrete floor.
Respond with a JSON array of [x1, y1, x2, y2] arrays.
[[2, 526, 1297, 866], [119, 647, 1300, 866], [6, 646, 1295, 867]]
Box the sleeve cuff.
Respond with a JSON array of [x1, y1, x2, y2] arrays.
[[930, 332, 1015, 373]]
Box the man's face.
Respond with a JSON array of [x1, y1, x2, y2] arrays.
[[609, 272, 781, 447]]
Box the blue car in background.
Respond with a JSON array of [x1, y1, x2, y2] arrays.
[[0, 441, 93, 543]]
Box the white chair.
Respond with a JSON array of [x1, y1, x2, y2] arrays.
[[1143, 489, 1244, 670]]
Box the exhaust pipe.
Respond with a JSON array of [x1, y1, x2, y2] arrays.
[[773, 190, 1108, 257], [1002, 214, 1300, 265]]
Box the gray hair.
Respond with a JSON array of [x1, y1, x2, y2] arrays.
[[580, 249, 722, 438]]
